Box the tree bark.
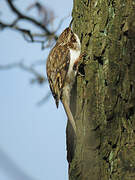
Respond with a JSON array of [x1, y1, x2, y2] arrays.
[[66, 0, 135, 179]]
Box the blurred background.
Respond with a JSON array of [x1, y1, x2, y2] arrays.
[[0, 0, 72, 179]]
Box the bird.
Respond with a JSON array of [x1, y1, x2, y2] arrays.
[[46, 27, 81, 134]]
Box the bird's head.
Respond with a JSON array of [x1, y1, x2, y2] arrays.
[[56, 27, 81, 50]]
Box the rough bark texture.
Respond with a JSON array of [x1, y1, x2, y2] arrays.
[[66, 0, 135, 179]]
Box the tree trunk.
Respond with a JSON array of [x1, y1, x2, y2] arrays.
[[66, 0, 135, 179]]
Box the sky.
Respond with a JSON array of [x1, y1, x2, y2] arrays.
[[0, 0, 73, 180]]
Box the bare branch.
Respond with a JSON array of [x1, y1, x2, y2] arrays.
[[0, 20, 34, 41], [0, 61, 51, 104], [37, 92, 51, 106], [31, 60, 46, 67], [6, 0, 58, 40], [0, 61, 47, 85], [0, 1, 60, 104], [0, 0, 59, 47], [26, 2, 54, 26], [0, 148, 36, 180], [55, 15, 70, 33], [0, 20, 55, 48]]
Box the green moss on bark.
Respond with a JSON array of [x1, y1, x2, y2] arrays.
[[66, 0, 135, 179]]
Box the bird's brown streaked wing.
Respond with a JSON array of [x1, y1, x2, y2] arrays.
[[46, 45, 70, 108]]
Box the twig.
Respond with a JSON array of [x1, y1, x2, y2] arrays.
[[6, 0, 58, 40], [0, 21, 34, 41], [31, 60, 46, 67], [0, 61, 47, 84], [37, 92, 51, 106], [55, 15, 70, 33]]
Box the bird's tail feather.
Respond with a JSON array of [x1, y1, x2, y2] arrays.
[[62, 100, 76, 134]]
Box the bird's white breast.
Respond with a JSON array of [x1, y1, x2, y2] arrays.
[[63, 49, 81, 104], [68, 49, 81, 75]]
